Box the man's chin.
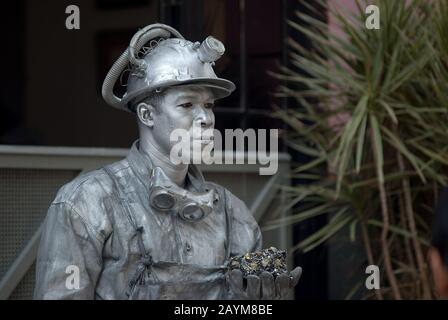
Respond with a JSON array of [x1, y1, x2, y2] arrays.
[[188, 145, 214, 164], [168, 140, 214, 165]]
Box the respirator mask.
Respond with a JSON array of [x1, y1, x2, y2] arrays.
[[149, 166, 218, 222]]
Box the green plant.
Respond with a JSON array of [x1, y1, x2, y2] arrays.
[[268, 0, 448, 299]]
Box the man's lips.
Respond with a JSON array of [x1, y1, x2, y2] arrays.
[[192, 137, 214, 143], [197, 139, 214, 145]]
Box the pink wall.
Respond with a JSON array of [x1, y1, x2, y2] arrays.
[[329, 0, 360, 38], [326, 0, 361, 129]]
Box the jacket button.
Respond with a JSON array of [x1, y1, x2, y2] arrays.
[[186, 242, 192, 251]]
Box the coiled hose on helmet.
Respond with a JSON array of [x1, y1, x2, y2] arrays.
[[101, 23, 184, 111]]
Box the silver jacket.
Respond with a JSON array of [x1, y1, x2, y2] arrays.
[[34, 141, 262, 299]]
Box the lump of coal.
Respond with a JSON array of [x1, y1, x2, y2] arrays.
[[228, 247, 287, 278]]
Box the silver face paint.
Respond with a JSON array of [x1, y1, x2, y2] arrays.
[[148, 85, 216, 162]]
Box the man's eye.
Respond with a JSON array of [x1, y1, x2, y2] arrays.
[[178, 102, 193, 108], [204, 103, 214, 109]]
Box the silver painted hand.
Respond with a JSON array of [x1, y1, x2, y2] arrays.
[[226, 266, 302, 300]]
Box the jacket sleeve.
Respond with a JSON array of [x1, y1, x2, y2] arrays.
[[34, 201, 104, 300]]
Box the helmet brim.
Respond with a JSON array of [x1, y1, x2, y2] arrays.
[[119, 77, 236, 113]]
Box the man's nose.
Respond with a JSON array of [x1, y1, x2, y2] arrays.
[[196, 107, 214, 128]]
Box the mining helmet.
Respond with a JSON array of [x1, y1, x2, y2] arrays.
[[102, 23, 235, 113]]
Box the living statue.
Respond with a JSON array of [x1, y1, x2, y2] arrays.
[[34, 23, 302, 300]]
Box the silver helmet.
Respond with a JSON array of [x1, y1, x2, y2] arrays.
[[102, 23, 235, 113]]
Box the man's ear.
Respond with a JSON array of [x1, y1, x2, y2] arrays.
[[136, 102, 155, 127]]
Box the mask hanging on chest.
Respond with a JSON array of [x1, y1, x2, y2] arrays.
[[148, 166, 218, 222]]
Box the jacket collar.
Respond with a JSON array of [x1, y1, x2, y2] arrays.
[[126, 140, 206, 192]]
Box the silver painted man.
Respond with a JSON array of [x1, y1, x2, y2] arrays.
[[34, 24, 301, 300]]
